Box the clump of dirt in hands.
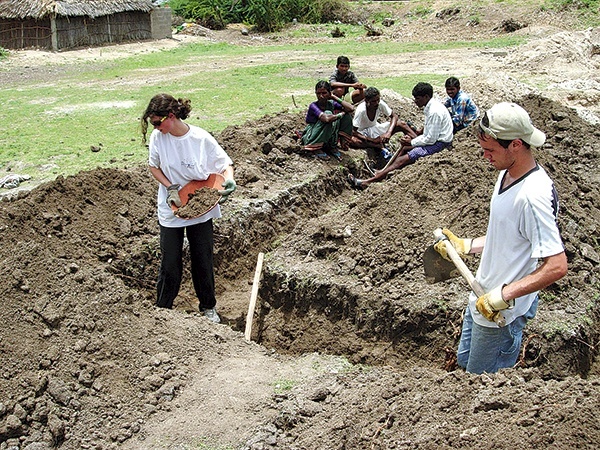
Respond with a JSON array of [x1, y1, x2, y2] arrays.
[[174, 186, 221, 218]]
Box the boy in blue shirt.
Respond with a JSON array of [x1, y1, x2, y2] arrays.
[[444, 77, 479, 134]]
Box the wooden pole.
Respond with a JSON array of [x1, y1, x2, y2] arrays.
[[245, 252, 264, 341]]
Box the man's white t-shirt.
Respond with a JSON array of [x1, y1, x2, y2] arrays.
[[352, 100, 393, 138], [149, 124, 233, 228], [469, 165, 564, 327]]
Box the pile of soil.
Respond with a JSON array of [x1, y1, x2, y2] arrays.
[[1, 90, 599, 449], [1, 3, 600, 449], [174, 186, 221, 219]]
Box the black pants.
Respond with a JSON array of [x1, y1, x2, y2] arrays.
[[157, 220, 216, 310]]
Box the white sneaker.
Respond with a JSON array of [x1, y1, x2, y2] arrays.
[[202, 308, 221, 324]]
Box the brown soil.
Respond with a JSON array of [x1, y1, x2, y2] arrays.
[[174, 187, 222, 219], [1, 2, 600, 449]]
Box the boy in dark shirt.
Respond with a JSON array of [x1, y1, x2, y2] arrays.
[[329, 56, 366, 104]]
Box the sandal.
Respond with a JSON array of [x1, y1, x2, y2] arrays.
[[347, 173, 364, 190], [315, 152, 330, 161], [331, 150, 342, 161]]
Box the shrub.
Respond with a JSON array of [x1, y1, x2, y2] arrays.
[[168, 0, 234, 29], [246, 0, 287, 32], [295, 0, 349, 24], [167, 0, 349, 31]]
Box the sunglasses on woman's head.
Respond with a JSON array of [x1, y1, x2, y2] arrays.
[[151, 116, 168, 127]]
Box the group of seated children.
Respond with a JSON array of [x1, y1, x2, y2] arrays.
[[299, 56, 479, 188]]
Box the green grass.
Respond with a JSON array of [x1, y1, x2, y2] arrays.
[[0, 35, 524, 182], [273, 378, 296, 393], [542, 0, 599, 24]]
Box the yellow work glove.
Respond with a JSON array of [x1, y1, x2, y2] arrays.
[[433, 228, 472, 261], [475, 285, 513, 322]]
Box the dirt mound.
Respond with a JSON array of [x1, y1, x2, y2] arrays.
[[2, 2, 600, 445], [508, 28, 600, 76], [1, 90, 600, 449]]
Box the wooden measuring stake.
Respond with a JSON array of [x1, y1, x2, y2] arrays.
[[245, 252, 265, 341]]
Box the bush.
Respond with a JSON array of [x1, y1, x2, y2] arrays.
[[168, 0, 234, 29], [246, 0, 286, 32], [167, 0, 349, 31], [310, 0, 348, 23], [192, 0, 227, 29], [285, 0, 348, 24]]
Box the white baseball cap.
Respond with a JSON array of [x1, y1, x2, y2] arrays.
[[479, 102, 546, 147]]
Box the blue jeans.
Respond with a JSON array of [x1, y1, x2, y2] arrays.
[[457, 297, 538, 374]]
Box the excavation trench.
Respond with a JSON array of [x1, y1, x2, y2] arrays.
[[1, 97, 597, 419], [1, 100, 600, 449], [211, 166, 600, 378], [108, 98, 600, 380]]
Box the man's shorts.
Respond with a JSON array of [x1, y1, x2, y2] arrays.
[[407, 140, 452, 162]]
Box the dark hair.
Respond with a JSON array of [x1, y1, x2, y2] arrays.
[[412, 82, 433, 98], [141, 94, 192, 144], [315, 80, 332, 92], [336, 56, 350, 66], [364, 86, 380, 100], [478, 112, 531, 149], [445, 77, 460, 89]]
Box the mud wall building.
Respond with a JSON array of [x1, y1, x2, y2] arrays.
[[0, 0, 172, 51]]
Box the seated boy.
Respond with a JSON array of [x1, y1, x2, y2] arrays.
[[329, 56, 367, 104], [350, 86, 417, 153], [444, 76, 479, 134]]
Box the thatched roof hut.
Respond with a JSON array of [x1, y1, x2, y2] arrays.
[[0, 0, 170, 50], [0, 0, 154, 20]]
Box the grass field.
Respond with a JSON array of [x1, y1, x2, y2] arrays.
[[0, 29, 525, 182]]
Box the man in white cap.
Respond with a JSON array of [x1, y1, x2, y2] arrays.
[[434, 102, 568, 374]]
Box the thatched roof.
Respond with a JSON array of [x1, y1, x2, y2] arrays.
[[0, 0, 154, 20]]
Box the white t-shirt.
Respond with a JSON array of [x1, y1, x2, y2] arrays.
[[149, 124, 233, 228], [352, 100, 393, 137], [469, 165, 564, 327]]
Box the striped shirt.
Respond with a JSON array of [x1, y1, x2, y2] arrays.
[[444, 90, 479, 132]]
